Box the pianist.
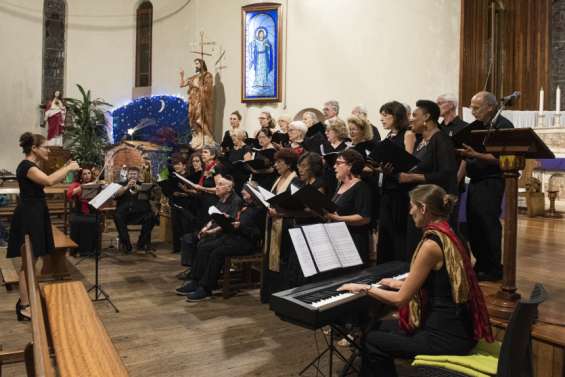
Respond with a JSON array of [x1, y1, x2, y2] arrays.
[[338, 184, 492, 377]]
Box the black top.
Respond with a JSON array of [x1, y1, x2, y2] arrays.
[[235, 204, 267, 243], [371, 124, 382, 142], [306, 122, 326, 139], [412, 131, 458, 195], [221, 129, 249, 152], [440, 116, 468, 138], [16, 160, 44, 200], [272, 131, 289, 147], [382, 129, 408, 191], [465, 115, 514, 182], [215, 192, 244, 219], [251, 148, 277, 189], [226, 146, 252, 190], [421, 233, 474, 339], [352, 140, 376, 160]]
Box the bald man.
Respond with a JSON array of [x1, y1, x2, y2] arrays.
[[457, 91, 513, 281]]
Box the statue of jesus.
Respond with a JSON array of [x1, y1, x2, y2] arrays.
[[180, 58, 214, 144]]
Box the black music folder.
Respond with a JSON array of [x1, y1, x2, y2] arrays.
[[319, 144, 341, 166], [232, 158, 270, 170], [451, 122, 487, 152], [245, 183, 337, 213], [208, 206, 234, 232], [289, 222, 363, 277], [368, 139, 419, 172]]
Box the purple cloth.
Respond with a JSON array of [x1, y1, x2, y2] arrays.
[[538, 158, 565, 171]]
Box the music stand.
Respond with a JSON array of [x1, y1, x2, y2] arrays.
[[87, 183, 123, 313], [468, 128, 554, 319]]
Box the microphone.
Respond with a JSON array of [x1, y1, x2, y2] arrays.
[[501, 91, 521, 106]]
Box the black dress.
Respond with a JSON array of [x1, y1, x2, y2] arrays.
[[362, 234, 475, 377], [406, 131, 458, 259], [332, 180, 372, 263], [250, 148, 277, 190], [377, 130, 411, 264], [7, 160, 54, 258], [321, 141, 348, 198], [352, 139, 381, 229]]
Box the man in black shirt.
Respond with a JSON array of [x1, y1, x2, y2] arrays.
[[437, 93, 468, 137], [457, 91, 513, 281], [114, 167, 157, 253]]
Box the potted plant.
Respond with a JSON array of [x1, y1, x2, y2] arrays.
[[64, 84, 112, 167]]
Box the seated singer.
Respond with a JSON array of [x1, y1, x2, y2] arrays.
[[114, 167, 156, 253], [338, 184, 492, 377], [182, 184, 266, 301], [66, 167, 99, 257], [176, 174, 243, 295]]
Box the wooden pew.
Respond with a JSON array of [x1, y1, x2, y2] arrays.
[[0, 236, 129, 376]]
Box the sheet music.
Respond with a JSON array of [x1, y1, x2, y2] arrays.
[[245, 184, 271, 208], [88, 183, 122, 209], [173, 172, 199, 188], [290, 184, 299, 195], [289, 228, 318, 277], [301, 224, 341, 272], [208, 205, 224, 216], [257, 185, 275, 200], [324, 222, 363, 268]]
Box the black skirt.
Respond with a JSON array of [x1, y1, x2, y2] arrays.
[[7, 198, 54, 258]]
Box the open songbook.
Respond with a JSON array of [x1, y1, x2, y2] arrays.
[[368, 138, 419, 172], [245, 183, 337, 213], [289, 222, 363, 277], [174, 172, 200, 189]]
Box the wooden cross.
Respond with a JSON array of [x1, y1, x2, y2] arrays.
[[190, 31, 216, 60]]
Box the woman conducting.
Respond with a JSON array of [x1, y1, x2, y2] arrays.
[[8, 132, 79, 320], [338, 184, 492, 377]]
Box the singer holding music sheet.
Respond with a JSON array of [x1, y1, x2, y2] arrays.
[[338, 184, 493, 377], [376, 101, 416, 264], [8, 132, 80, 321], [244, 128, 278, 190], [322, 119, 349, 198], [113, 167, 156, 253], [67, 167, 99, 257], [457, 91, 514, 282], [326, 149, 372, 263], [224, 129, 251, 193], [261, 148, 301, 303], [399, 100, 458, 260]]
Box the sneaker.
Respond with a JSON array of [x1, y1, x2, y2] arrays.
[[186, 287, 211, 302], [175, 280, 198, 296]]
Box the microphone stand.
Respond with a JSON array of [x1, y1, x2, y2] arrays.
[[482, 100, 506, 146]]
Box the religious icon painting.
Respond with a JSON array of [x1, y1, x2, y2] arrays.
[[241, 3, 282, 103]]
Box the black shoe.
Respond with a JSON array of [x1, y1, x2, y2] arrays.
[[175, 280, 198, 296], [16, 299, 31, 321], [186, 287, 211, 302], [175, 268, 191, 280]]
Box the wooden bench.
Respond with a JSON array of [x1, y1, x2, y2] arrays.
[[0, 236, 129, 376], [1, 226, 77, 291]]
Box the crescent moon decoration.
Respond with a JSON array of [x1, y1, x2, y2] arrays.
[[158, 99, 166, 113]]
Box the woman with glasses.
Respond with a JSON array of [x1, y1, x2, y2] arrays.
[[325, 149, 372, 263], [8, 132, 79, 321]]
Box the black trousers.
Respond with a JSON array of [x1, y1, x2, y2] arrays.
[[171, 205, 196, 253], [191, 234, 255, 291], [466, 178, 504, 275], [361, 320, 475, 377], [377, 190, 409, 263], [69, 213, 99, 256], [114, 203, 155, 247], [180, 233, 223, 267]]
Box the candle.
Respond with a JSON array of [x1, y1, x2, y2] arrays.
[[539, 87, 544, 115], [557, 86, 561, 114]]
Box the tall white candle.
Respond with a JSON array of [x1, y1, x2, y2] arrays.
[[539, 87, 544, 115], [557, 86, 561, 114]]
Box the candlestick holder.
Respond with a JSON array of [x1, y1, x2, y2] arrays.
[[536, 113, 545, 128], [553, 114, 562, 128]]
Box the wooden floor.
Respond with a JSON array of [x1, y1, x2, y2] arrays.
[[1, 214, 564, 376]]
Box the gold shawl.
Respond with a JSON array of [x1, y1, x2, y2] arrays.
[[406, 229, 470, 329], [265, 172, 297, 272]]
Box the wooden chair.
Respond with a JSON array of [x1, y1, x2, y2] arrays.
[[221, 251, 263, 299]]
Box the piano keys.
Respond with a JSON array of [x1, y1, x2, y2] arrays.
[[270, 261, 408, 330]]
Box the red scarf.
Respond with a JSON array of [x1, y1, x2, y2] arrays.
[[198, 160, 217, 186], [399, 221, 494, 342]]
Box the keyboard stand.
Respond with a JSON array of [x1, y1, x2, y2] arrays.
[[299, 325, 361, 377]]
